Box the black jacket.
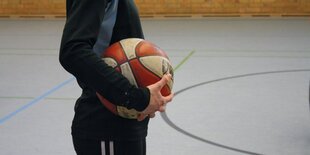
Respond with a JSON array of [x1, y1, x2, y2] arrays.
[[59, 0, 150, 140]]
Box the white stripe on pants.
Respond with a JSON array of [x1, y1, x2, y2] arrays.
[[101, 141, 114, 155]]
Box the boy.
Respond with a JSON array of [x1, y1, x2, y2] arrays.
[[59, 0, 173, 155]]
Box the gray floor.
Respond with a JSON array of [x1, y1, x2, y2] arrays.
[[0, 17, 310, 155]]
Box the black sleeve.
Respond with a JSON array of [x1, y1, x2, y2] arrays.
[[59, 0, 149, 111]]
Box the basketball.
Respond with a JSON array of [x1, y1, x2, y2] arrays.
[[96, 38, 174, 119]]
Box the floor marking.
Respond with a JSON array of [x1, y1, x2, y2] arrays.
[[0, 96, 76, 101], [173, 50, 195, 71], [0, 77, 75, 125], [162, 69, 310, 155]]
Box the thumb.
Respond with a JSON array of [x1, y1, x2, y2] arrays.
[[156, 74, 171, 90]]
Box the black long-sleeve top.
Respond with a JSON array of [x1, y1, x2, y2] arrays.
[[59, 0, 150, 140]]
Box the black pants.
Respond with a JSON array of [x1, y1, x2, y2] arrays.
[[73, 137, 146, 155]]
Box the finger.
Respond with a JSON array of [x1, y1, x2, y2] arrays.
[[149, 113, 156, 118], [164, 92, 174, 103], [166, 73, 172, 80], [137, 113, 148, 121], [156, 74, 170, 89], [159, 105, 166, 112]]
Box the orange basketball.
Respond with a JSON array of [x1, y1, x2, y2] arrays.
[[96, 38, 174, 119]]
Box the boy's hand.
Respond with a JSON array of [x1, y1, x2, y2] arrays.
[[137, 74, 174, 121]]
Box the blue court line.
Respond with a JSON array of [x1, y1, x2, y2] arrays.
[[0, 77, 75, 125]]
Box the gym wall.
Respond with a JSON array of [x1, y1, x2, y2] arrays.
[[0, 0, 309, 18]]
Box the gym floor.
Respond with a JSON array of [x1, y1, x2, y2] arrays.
[[0, 17, 310, 155]]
